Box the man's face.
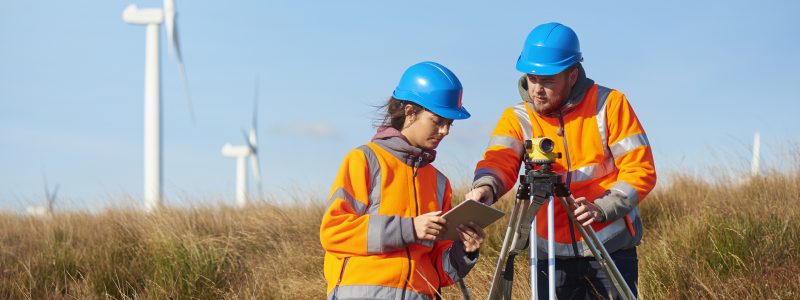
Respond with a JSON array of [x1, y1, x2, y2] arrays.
[[525, 68, 577, 115]]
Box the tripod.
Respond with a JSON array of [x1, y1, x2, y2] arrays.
[[487, 139, 636, 300]]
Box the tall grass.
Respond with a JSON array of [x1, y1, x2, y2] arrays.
[[1, 167, 798, 299]]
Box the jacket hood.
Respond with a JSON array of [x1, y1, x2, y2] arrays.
[[371, 126, 436, 167], [517, 63, 595, 117]]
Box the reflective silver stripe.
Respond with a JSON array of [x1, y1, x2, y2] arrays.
[[487, 135, 524, 155], [610, 133, 650, 158], [535, 216, 629, 257], [358, 145, 407, 254], [441, 247, 460, 282], [563, 157, 616, 183], [535, 206, 641, 257], [512, 103, 533, 140], [367, 215, 407, 254], [434, 170, 447, 210], [474, 168, 507, 189], [328, 284, 431, 300], [357, 145, 383, 215], [329, 187, 368, 216], [595, 86, 612, 158], [610, 180, 639, 206]]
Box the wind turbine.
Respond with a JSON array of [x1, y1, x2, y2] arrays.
[[27, 176, 58, 217], [122, 0, 192, 212], [222, 80, 262, 208], [751, 132, 761, 177]]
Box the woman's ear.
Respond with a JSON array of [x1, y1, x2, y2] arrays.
[[404, 104, 417, 121], [402, 104, 418, 129]]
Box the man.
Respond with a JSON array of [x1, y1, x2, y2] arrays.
[[465, 22, 656, 299]]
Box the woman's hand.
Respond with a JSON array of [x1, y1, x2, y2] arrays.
[[457, 221, 486, 253], [414, 211, 446, 241]]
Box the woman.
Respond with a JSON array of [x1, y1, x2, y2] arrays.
[[320, 61, 486, 300]]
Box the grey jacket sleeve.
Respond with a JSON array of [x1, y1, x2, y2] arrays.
[[443, 241, 480, 282], [592, 188, 637, 223]]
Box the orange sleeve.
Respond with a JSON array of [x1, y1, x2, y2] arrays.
[[605, 92, 657, 203], [473, 107, 526, 203], [319, 149, 377, 257]]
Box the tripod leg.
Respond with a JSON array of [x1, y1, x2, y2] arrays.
[[558, 196, 637, 300], [530, 216, 537, 300], [488, 197, 526, 299], [547, 195, 556, 300], [457, 279, 471, 300]]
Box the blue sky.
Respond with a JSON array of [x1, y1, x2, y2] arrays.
[[2, 1, 799, 213]]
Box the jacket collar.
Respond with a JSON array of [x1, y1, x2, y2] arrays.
[[517, 63, 595, 117], [372, 126, 436, 168]]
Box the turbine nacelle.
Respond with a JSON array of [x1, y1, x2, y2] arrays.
[[221, 78, 263, 207], [122, 5, 163, 25], [221, 143, 251, 158]]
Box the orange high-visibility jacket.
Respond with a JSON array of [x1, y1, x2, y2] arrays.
[[321, 129, 477, 299], [473, 74, 656, 258]]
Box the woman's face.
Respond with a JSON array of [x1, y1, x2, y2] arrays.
[[401, 106, 453, 150]]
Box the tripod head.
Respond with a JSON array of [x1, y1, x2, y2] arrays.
[[519, 137, 570, 200]]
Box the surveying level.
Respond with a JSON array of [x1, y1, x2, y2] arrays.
[[487, 138, 636, 300], [525, 137, 561, 164]]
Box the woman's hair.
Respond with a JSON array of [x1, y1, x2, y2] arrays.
[[376, 97, 423, 130]]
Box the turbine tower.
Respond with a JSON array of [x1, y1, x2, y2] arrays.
[[122, 0, 192, 212], [751, 132, 761, 177], [222, 80, 262, 208]]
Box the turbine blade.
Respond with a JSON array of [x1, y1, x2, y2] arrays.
[[164, 0, 193, 124], [248, 128, 257, 151], [177, 59, 196, 124], [164, 0, 176, 53], [250, 153, 261, 182], [171, 19, 183, 62], [41, 170, 52, 205], [242, 129, 255, 152], [50, 184, 60, 204]]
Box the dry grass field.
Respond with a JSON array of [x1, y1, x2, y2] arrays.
[[1, 166, 798, 299]]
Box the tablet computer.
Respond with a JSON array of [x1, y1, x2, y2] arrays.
[[440, 199, 505, 240]]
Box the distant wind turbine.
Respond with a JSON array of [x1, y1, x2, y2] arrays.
[[222, 79, 262, 208], [122, 0, 193, 212], [27, 176, 58, 217]]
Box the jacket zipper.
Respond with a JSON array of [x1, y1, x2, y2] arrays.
[[412, 157, 421, 216], [558, 113, 581, 256], [402, 156, 422, 298], [332, 257, 350, 299]]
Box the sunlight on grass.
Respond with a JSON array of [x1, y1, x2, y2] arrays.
[[1, 165, 798, 299]]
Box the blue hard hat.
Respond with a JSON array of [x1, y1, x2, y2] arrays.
[[516, 22, 583, 76], [392, 61, 470, 120]]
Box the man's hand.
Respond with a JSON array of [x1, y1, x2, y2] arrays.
[[456, 221, 486, 253], [573, 197, 604, 226], [465, 186, 493, 205], [413, 211, 446, 241]]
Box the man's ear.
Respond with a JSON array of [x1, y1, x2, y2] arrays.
[[520, 75, 529, 90], [568, 67, 579, 86]]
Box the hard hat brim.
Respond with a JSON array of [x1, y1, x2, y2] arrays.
[[393, 89, 471, 120], [426, 105, 471, 120]]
